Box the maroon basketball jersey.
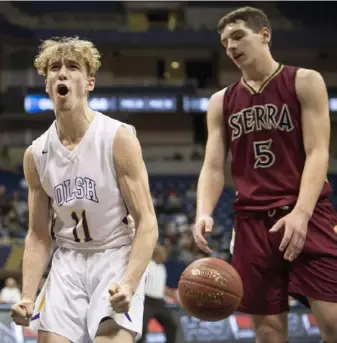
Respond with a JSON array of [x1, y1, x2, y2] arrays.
[[223, 64, 331, 211]]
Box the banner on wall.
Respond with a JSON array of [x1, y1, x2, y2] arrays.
[[23, 94, 337, 114], [24, 94, 177, 114]]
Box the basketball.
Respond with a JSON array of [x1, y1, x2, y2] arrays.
[[178, 257, 243, 321]]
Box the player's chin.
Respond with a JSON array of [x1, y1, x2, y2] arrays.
[[232, 59, 244, 69], [54, 97, 72, 108], [55, 102, 72, 112]]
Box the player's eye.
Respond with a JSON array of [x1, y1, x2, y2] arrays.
[[233, 34, 243, 41], [69, 64, 79, 70]]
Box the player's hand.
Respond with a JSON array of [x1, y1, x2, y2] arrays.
[[270, 209, 310, 261], [193, 215, 214, 255], [10, 298, 35, 326], [108, 283, 133, 314]]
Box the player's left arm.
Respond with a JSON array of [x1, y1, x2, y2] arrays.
[[271, 69, 330, 261], [294, 68, 330, 217], [113, 126, 159, 294]]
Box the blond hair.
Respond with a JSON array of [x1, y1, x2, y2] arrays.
[[34, 36, 102, 77]]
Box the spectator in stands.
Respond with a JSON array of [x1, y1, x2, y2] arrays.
[[185, 183, 197, 201], [0, 144, 15, 172], [0, 277, 21, 304], [289, 296, 300, 308], [0, 184, 12, 228], [4, 210, 26, 238], [11, 191, 28, 229], [177, 231, 195, 264], [0, 228, 10, 241], [190, 145, 204, 161], [152, 193, 165, 216], [140, 243, 179, 343], [166, 190, 182, 214]]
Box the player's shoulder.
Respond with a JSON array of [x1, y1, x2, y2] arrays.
[[210, 82, 238, 101], [97, 112, 138, 161], [22, 145, 41, 186], [206, 89, 225, 116], [33, 123, 53, 145], [97, 111, 120, 131], [23, 145, 36, 170], [211, 87, 227, 100], [209, 81, 239, 112], [295, 68, 325, 85], [97, 112, 136, 137], [23, 145, 34, 165], [209, 86, 229, 108], [31, 123, 54, 158], [294, 68, 326, 98], [114, 124, 140, 159]]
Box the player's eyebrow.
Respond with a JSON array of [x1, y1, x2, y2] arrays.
[[48, 60, 61, 68], [65, 59, 81, 66]]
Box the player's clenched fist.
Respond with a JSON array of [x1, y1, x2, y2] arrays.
[[193, 215, 214, 255], [10, 299, 35, 326], [109, 283, 132, 313]]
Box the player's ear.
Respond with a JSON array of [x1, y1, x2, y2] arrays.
[[45, 79, 49, 94], [86, 77, 95, 92], [261, 27, 271, 45]]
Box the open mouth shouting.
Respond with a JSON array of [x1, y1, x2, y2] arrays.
[[57, 84, 69, 97]]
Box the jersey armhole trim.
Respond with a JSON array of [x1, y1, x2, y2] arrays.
[[222, 87, 231, 158], [293, 67, 301, 108]]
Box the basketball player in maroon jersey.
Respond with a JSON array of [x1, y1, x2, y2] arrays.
[[193, 6, 337, 343]]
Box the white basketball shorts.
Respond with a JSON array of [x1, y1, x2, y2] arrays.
[[29, 245, 146, 343]]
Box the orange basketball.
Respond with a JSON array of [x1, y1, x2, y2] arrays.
[[178, 257, 243, 321]]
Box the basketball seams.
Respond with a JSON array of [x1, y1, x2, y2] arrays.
[[180, 262, 243, 296], [181, 267, 242, 290], [178, 278, 242, 303], [184, 259, 242, 281]]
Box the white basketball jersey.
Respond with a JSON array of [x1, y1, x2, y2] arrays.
[[31, 112, 136, 250]]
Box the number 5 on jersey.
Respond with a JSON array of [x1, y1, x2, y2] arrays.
[[71, 210, 93, 242], [253, 139, 275, 168]]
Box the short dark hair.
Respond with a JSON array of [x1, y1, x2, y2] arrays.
[[217, 6, 271, 34]]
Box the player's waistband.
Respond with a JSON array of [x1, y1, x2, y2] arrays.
[[234, 205, 291, 219], [234, 197, 331, 219], [55, 235, 133, 252]]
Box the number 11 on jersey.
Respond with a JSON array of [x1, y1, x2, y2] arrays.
[[71, 210, 93, 242]]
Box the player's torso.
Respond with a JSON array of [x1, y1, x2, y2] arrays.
[[32, 112, 134, 250], [224, 64, 330, 211]]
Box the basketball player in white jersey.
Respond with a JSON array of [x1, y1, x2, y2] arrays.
[[10, 37, 159, 343]]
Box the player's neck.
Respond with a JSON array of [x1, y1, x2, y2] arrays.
[[242, 54, 278, 82], [55, 104, 96, 144]]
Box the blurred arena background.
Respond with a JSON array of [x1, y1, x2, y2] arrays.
[[0, 1, 336, 342]]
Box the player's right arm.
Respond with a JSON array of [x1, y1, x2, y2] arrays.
[[11, 146, 52, 326], [193, 90, 227, 254]]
